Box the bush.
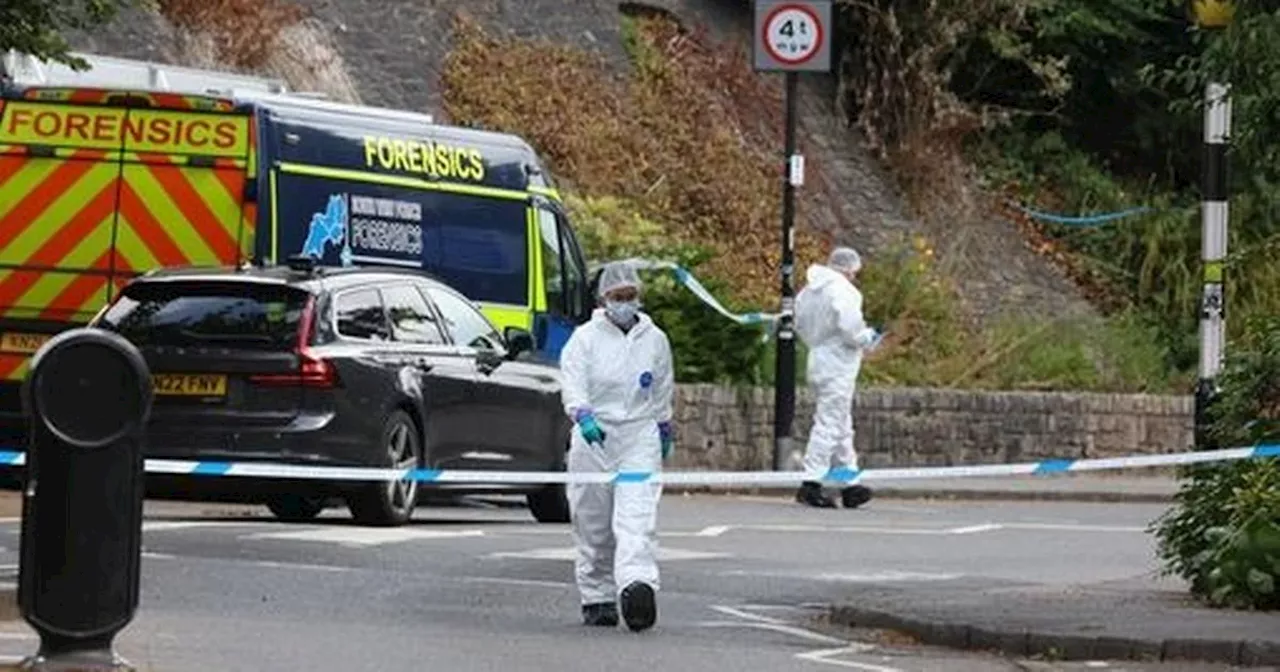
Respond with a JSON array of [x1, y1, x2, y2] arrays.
[[441, 11, 828, 308], [564, 193, 768, 385], [1152, 316, 1280, 611]]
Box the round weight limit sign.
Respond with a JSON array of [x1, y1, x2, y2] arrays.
[[762, 4, 824, 65]]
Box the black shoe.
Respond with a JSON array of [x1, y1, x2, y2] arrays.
[[620, 582, 656, 632], [796, 481, 836, 508], [841, 485, 873, 509], [582, 602, 618, 626]]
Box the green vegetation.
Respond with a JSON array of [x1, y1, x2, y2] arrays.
[[833, 0, 1280, 382], [0, 0, 142, 69], [1152, 316, 1280, 610], [828, 0, 1280, 611], [442, 11, 1176, 391]]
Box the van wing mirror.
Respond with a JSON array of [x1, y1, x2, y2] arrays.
[[504, 327, 535, 360]]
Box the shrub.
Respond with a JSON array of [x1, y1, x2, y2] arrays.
[[565, 193, 767, 385], [1152, 315, 1280, 610], [441, 11, 828, 308]]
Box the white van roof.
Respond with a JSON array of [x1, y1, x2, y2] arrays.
[[1, 49, 291, 98]]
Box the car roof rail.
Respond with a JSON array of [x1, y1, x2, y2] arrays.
[[284, 254, 323, 276]]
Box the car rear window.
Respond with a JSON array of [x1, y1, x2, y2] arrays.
[[97, 281, 311, 350]]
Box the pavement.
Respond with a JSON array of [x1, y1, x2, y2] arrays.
[[674, 472, 1181, 503], [0, 476, 1273, 671]]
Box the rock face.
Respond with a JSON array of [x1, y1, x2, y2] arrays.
[[64, 0, 1094, 320], [670, 384, 1193, 472]]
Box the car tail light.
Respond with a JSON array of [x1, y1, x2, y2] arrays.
[[249, 295, 338, 388]]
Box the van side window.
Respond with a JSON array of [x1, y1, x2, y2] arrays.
[[336, 288, 391, 341], [537, 207, 564, 314], [558, 215, 588, 320]]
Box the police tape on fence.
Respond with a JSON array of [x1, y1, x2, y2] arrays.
[[0, 444, 1276, 486]]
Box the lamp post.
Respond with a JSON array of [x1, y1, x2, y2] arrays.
[[1189, 0, 1233, 450]]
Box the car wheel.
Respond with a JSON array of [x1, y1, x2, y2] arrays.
[[527, 483, 570, 523], [266, 494, 327, 522], [347, 410, 420, 527]]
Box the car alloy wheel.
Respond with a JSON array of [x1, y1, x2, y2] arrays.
[[384, 419, 419, 516], [348, 410, 420, 526]]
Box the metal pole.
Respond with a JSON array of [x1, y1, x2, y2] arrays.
[[1195, 79, 1231, 450], [773, 71, 799, 471]]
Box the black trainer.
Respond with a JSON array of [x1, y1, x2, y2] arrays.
[[841, 485, 873, 509], [796, 481, 836, 508], [620, 582, 656, 632], [582, 602, 618, 627]]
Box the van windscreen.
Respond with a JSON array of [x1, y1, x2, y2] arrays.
[[97, 281, 310, 350]]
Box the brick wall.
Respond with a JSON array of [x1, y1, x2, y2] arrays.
[[669, 384, 1194, 471]]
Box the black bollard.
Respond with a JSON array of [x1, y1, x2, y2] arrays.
[[17, 327, 152, 672]]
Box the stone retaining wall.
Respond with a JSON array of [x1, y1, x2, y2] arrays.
[[669, 385, 1194, 471]]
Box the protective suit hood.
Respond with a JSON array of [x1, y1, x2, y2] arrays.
[[804, 263, 851, 292]]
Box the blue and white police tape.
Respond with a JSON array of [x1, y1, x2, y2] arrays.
[[0, 443, 1275, 486], [612, 257, 781, 327], [1008, 201, 1158, 227]]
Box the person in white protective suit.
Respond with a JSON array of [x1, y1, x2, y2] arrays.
[[558, 261, 674, 632], [793, 246, 881, 509]]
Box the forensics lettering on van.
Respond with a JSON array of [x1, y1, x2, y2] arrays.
[[0, 102, 250, 156], [362, 135, 486, 183], [348, 194, 424, 263]]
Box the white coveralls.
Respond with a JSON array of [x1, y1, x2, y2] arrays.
[[559, 308, 674, 606], [793, 264, 878, 476]]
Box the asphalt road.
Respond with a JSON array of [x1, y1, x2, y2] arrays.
[[0, 493, 1247, 671]]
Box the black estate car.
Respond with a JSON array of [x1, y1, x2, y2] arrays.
[[88, 258, 573, 527]]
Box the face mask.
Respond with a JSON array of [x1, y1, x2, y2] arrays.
[[605, 299, 640, 325]]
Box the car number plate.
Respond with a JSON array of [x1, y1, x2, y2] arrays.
[[152, 373, 227, 397], [0, 332, 51, 354]]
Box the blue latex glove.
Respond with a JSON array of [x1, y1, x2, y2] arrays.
[[658, 421, 674, 460], [575, 409, 606, 446]]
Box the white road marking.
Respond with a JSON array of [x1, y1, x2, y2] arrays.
[[485, 546, 731, 561], [460, 576, 571, 589], [1002, 522, 1145, 533], [244, 527, 485, 547], [696, 525, 732, 537], [948, 523, 1003, 534], [796, 646, 905, 671], [0, 632, 33, 641], [723, 569, 961, 583], [710, 604, 788, 625], [142, 552, 177, 560], [251, 560, 348, 573], [705, 604, 904, 671], [143, 520, 275, 532]]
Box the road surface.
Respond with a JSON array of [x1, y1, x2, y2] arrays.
[[0, 494, 1251, 671]]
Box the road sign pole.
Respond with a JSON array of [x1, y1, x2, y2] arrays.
[[753, 0, 831, 472], [773, 70, 800, 471], [1189, 0, 1233, 451]]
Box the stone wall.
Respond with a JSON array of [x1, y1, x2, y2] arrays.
[[670, 385, 1194, 471]]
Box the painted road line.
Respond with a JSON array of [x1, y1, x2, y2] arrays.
[[485, 546, 731, 561], [251, 560, 349, 573], [243, 527, 486, 547], [459, 576, 572, 590], [722, 569, 962, 583], [795, 646, 905, 672], [703, 605, 904, 672]]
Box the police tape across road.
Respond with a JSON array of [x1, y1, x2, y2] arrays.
[[0, 444, 1276, 486]]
